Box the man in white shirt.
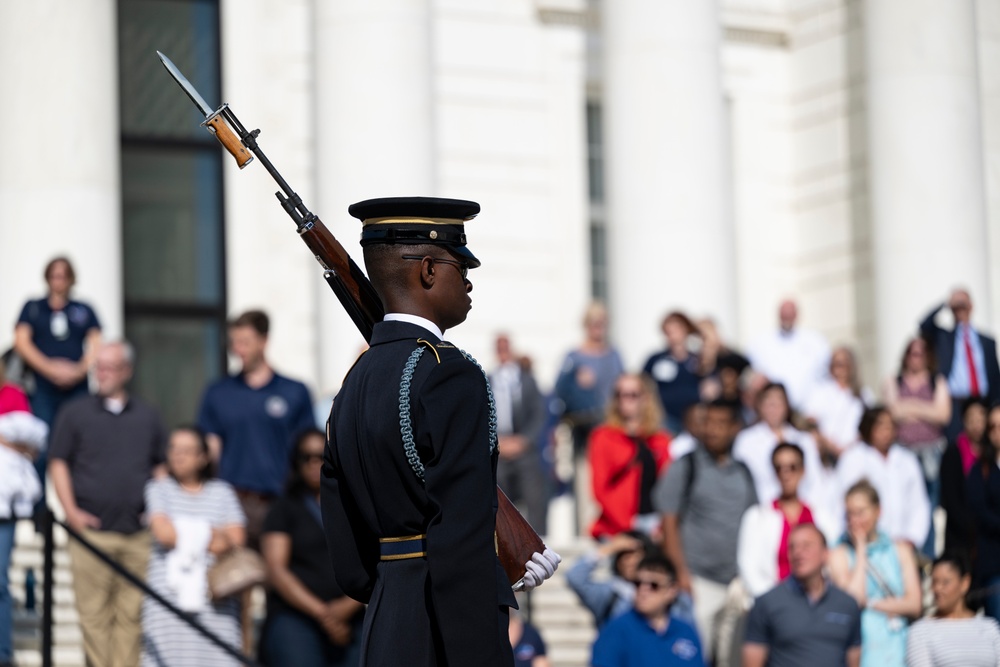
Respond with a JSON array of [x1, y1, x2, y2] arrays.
[[748, 300, 830, 411], [836, 406, 930, 548]]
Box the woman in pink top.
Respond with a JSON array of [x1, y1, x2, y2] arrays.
[[940, 397, 989, 556]]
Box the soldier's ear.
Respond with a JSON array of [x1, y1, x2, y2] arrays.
[[418, 256, 437, 288]]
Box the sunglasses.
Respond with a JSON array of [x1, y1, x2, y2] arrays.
[[298, 453, 324, 465], [615, 390, 642, 400], [401, 255, 470, 280], [633, 578, 672, 592]]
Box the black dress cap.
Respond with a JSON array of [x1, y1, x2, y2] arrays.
[[349, 196, 482, 268]]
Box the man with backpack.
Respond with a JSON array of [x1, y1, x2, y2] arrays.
[[654, 399, 757, 664]]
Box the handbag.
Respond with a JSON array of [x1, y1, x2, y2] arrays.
[[207, 547, 266, 601]]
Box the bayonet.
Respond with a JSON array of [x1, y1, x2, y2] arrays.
[[156, 51, 253, 169]]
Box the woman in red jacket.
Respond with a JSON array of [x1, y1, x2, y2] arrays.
[[589, 373, 672, 539]]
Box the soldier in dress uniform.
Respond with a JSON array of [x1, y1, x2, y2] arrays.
[[321, 197, 560, 666]]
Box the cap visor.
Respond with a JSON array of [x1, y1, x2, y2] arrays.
[[450, 244, 481, 269]]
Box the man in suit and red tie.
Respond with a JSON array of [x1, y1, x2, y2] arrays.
[[921, 288, 1000, 440]]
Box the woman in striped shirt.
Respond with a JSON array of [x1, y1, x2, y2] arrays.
[[906, 554, 1000, 666]]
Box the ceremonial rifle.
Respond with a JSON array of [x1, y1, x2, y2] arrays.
[[156, 52, 545, 587]]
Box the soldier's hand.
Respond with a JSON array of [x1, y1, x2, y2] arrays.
[[518, 548, 562, 591]]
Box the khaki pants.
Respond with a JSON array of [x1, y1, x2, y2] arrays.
[[691, 574, 730, 663], [68, 529, 150, 667]]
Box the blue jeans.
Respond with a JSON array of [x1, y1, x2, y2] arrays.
[[0, 520, 15, 662], [260, 608, 362, 667], [985, 575, 1000, 624], [915, 442, 945, 559]]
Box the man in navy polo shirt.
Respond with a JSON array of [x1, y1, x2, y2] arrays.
[[742, 523, 862, 667], [197, 310, 313, 546], [592, 555, 703, 667]]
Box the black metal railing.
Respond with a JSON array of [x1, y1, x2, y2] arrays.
[[38, 509, 262, 667]]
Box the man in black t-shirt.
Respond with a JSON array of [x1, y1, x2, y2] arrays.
[[49, 341, 166, 667]]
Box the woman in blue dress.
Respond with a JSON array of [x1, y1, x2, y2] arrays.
[[828, 479, 923, 667]]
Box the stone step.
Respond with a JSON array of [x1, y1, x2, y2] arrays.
[[548, 644, 591, 666], [13, 646, 86, 667]]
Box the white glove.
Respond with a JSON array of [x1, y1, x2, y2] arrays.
[[514, 548, 562, 592]]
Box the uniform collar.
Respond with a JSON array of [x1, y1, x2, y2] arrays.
[[370, 319, 444, 346], [383, 313, 444, 340]]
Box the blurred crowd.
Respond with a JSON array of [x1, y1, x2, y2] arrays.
[[2, 256, 1000, 667]]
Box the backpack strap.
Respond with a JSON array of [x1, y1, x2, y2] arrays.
[[680, 450, 755, 514], [682, 451, 697, 512]]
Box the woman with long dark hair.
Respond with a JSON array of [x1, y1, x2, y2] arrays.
[[940, 398, 988, 556], [883, 336, 951, 555], [259, 429, 365, 666], [967, 404, 1000, 623]]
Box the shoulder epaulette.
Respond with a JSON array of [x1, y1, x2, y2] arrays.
[[416, 338, 441, 364]]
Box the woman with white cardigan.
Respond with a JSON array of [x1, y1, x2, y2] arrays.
[[737, 442, 837, 599]]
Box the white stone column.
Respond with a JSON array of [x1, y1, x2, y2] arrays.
[[312, 0, 436, 394], [601, 0, 735, 369], [0, 0, 123, 340], [978, 0, 1000, 337], [865, 0, 990, 376], [221, 0, 320, 391]]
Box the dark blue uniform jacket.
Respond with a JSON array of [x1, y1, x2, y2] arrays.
[[321, 320, 517, 666]]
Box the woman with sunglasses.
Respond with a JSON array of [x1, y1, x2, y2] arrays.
[[260, 428, 365, 666], [737, 443, 835, 599], [588, 373, 671, 540]]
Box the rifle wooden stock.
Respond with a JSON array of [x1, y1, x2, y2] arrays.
[[496, 487, 547, 585]]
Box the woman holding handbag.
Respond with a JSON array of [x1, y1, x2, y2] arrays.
[[141, 427, 246, 666]]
